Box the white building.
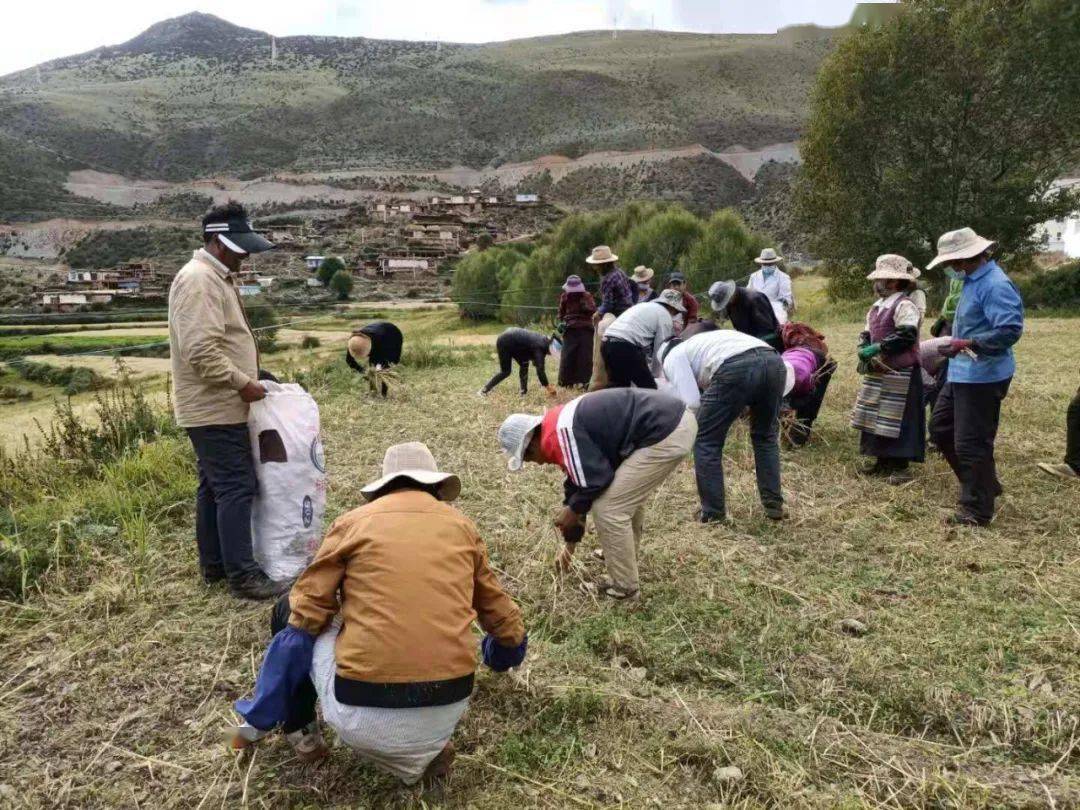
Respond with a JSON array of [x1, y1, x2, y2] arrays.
[[515, 193, 540, 204], [1035, 178, 1080, 258], [305, 256, 326, 271]]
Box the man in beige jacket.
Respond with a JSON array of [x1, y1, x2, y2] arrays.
[[169, 201, 286, 599]]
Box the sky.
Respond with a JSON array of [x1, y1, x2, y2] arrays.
[[2, 0, 867, 76]]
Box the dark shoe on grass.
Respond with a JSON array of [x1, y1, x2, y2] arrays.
[[763, 503, 788, 521], [231, 572, 291, 601], [697, 510, 729, 525], [422, 743, 456, 787], [885, 468, 914, 485], [945, 512, 990, 528], [202, 566, 227, 585]]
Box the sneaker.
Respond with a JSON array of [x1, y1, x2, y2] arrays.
[[231, 572, 291, 601], [422, 743, 456, 786], [285, 723, 329, 764], [1037, 462, 1079, 481], [697, 511, 729, 525], [763, 504, 788, 521]]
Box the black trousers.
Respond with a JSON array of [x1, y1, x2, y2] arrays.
[[186, 424, 262, 584], [600, 338, 656, 389], [482, 345, 548, 394], [930, 379, 1011, 522], [1067, 385, 1080, 473], [270, 595, 317, 733]]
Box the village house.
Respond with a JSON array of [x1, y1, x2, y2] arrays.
[[41, 289, 128, 311]]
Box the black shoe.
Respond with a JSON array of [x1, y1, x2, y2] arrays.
[[858, 461, 887, 477], [231, 572, 292, 600], [945, 512, 990, 528], [763, 503, 788, 521], [697, 511, 729, 525], [884, 468, 914, 485], [202, 566, 227, 585]]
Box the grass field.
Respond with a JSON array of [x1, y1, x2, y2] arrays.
[[0, 304, 1077, 808]]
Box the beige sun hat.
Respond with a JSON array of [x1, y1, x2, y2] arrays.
[[754, 248, 783, 265], [347, 333, 372, 361], [631, 265, 655, 283], [360, 442, 461, 502], [867, 254, 922, 282], [926, 228, 996, 269], [585, 245, 618, 264], [657, 288, 687, 314]]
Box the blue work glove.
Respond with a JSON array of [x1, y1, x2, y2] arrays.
[[857, 343, 882, 361], [481, 633, 528, 672]]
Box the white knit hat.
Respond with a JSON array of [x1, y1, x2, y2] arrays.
[[498, 413, 544, 471], [360, 442, 461, 501]]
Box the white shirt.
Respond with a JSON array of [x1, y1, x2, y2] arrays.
[[660, 330, 769, 412], [748, 268, 794, 310], [865, 291, 921, 331], [603, 301, 675, 360]]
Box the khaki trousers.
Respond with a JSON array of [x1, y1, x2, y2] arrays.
[[591, 410, 697, 593], [589, 313, 616, 391]]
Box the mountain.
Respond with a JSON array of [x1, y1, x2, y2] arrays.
[[0, 9, 882, 220]]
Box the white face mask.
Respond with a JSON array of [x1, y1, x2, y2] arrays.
[[550, 339, 563, 354]]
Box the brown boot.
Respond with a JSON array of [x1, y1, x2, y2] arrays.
[[422, 743, 456, 786]]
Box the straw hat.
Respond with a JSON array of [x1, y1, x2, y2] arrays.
[[708, 280, 737, 312], [585, 245, 618, 264], [498, 413, 544, 471], [866, 254, 922, 282], [754, 248, 783, 265], [657, 288, 687, 314], [347, 333, 372, 361], [360, 442, 461, 502], [926, 227, 996, 269], [562, 274, 586, 293], [631, 265, 655, 283]]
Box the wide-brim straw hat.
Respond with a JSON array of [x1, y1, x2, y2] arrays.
[[347, 333, 372, 361], [754, 248, 783, 265], [499, 413, 544, 471], [708, 280, 737, 312], [562, 275, 586, 293], [631, 265, 655, 283], [657, 288, 687, 314], [360, 442, 461, 502], [926, 227, 996, 269], [585, 245, 618, 264], [866, 254, 922, 282]]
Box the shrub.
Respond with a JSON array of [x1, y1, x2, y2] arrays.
[[244, 303, 279, 353], [0, 385, 31, 401], [1017, 261, 1080, 310], [679, 209, 766, 293], [10, 360, 109, 395], [329, 269, 354, 300], [300, 335, 321, 349], [452, 249, 516, 319], [616, 205, 704, 276], [317, 257, 345, 287]]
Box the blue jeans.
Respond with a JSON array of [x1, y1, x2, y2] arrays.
[[186, 424, 261, 584], [694, 348, 785, 519]]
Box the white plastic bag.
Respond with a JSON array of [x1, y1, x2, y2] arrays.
[[247, 381, 326, 580]]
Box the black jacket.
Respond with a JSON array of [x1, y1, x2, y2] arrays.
[[728, 289, 782, 351], [555, 388, 686, 515], [346, 321, 404, 373]]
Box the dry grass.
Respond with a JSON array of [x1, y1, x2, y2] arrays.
[[0, 307, 1077, 808]]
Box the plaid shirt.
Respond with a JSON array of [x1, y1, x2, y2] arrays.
[[597, 266, 635, 316]]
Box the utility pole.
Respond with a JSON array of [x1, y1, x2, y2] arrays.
[[612, 14, 618, 40], [270, 36, 277, 62]]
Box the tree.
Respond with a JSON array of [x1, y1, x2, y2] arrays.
[[244, 302, 279, 353], [452, 249, 513, 319], [329, 269, 354, 300], [317, 256, 345, 287], [617, 206, 704, 277], [680, 209, 765, 294], [795, 0, 1080, 297]]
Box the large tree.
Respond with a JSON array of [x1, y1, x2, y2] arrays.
[[795, 0, 1080, 287]]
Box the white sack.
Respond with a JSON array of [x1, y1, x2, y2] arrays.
[[248, 381, 326, 580]]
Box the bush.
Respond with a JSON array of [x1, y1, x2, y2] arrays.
[[0, 385, 31, 401], [10, 360, 109, 395], [317, 257, 345, 287], [452, 249, 517, 319], [1017, 261, 1080, 310], [679, 209, 766, 293], [329, 269, 354, 300], [244, 303, 279, 353], [300, 335, 321, 349], [824, 261, 869, 303], [617, 206, 704, 277]]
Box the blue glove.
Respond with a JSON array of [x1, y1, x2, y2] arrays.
[[481, 633, 528, 672], [235, 625, 316, 731]]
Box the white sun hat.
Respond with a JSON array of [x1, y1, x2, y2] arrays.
[[866, 254, 922, 281], [585, 245, 618, 264], [498, 413, 544, 471], [754, 248, 783, 265], [360, 442, 461, 502], [926, 228, 996, 269]]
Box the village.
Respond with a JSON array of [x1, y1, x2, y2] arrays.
[[29, 191, 558, 312]]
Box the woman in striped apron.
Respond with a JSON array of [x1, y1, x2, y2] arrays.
[[850, 255, 926, 484]]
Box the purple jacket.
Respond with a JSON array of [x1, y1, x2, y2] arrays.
[[597, 267, 636, 317]]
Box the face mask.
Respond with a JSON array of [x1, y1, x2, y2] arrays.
[[550, 339, 562, 354], [762, 266, 776, 279], [873, 281, 892, 298]]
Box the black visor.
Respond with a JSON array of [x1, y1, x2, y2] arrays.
[[203, 218, 275, 255]]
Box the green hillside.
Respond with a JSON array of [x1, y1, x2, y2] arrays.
[[0, 13, 843, 214]]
